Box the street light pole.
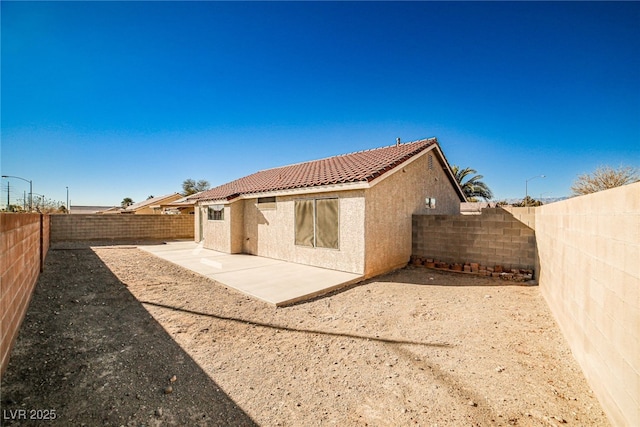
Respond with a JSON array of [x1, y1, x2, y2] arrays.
[[525, 175, 546, 207], [66, 187, 70, 214], [2, 175, 33, 211]]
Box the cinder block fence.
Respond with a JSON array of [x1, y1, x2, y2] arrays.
[[2, 188, 638, 426], [0, 213, 50, 376], [411, 186, 639, 426], [536, 183, 640, 426], [412, 207, 537, 272], [1, 213, 193, 377], [50, 214, 194, 241]]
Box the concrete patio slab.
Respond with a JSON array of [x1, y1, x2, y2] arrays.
[[138, 241, 363, 306]]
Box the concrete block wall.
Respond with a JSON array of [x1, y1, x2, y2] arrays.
[[1, 213, 50, 376], [41, 214, 50, 268], [536, 182, 640, 426], [412, 207, 536, 271], [50, 214, 194, 241], [500, 206, 536, 229]]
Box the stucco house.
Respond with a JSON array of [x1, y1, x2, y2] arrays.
[[156, 194, 197, 215], [190, 137, 465, 279], [100, 193, 183, 214]]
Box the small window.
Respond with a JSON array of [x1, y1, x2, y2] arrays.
[[208, 205, 224, 220], [257, 196, 276, 210]]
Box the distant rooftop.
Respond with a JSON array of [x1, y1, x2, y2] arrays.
[[70, 206, 116, 214], [124, 193, 181, 211]]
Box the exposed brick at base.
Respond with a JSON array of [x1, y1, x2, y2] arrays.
[[412, 207, 537, 277], [410, 255, 534, 282]]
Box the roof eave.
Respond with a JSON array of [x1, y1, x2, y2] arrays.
[[196, 181, 370, 204]]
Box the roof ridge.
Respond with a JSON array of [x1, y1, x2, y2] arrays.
[[255, 136, 438, 173], [338, 136, 437, 157]]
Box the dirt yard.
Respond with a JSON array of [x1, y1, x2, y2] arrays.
[[1, 243, 609, 426]]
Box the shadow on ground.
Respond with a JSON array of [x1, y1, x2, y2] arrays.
[[140, 300, 453, 349], [0, 245, 256, 426], [286, 265, 532, 307], [363, 265, 538, 288]]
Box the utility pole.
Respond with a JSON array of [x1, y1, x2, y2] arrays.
[[2, 175, 33, 211], [6, 181, 9, 210]]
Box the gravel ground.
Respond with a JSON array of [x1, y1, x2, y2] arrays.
[[1, 243, 609, 426]]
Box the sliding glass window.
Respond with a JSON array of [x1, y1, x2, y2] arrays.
[[294, 198, 339, 249]]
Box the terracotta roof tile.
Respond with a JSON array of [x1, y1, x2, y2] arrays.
[[193, 138, 438, 201], [125, 193, 182, 211]]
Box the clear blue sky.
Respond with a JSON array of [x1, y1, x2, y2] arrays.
[[2, 1, 639, 207]]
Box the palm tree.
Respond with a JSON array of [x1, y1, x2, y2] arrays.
[[121, 197, 134, 208], [451, 166, 493, 201]]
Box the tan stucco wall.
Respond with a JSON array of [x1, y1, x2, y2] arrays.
[[194, 206, 202, 242], [364, 148, 462, 277], [230, 200, 244, 253], [201, 203, 232, 253], [242, 198, 283, 257], [197, 147, 461, 277], [241, 191, 366, 274], [536, 182, 639, 426]]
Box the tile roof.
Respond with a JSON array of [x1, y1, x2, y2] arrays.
[[192, 138, 440, 202], [158, 194, 198, 207], [125, 193, 182, 211]]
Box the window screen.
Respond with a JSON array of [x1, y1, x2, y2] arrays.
[[294, 198, 339, 249], [315, 198, 339, 249], [295, 200, 314, 246]]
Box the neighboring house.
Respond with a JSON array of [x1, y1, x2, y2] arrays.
[[70, 205, 115, 214], [190, 137, 466, 278], [99, 193, 183, 214], [123, 193, 183, 214], [97, 206, 124, 214], [157, 194, 197, 215], [460, 202, 497, 215]]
